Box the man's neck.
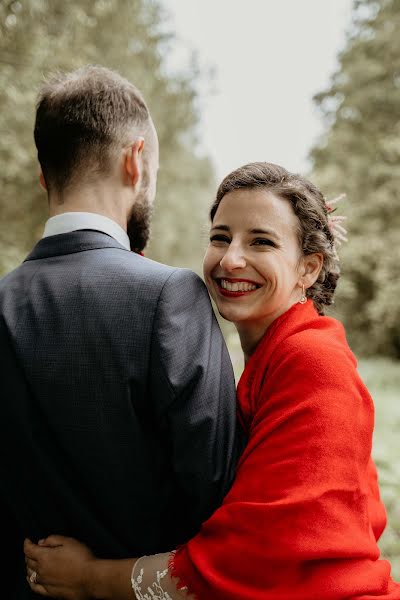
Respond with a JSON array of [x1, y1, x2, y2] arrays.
[[48, 186, 128, 232]]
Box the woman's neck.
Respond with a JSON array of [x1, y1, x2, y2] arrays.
[[235, 302, 298, 363], [235, 322, 268, 364]]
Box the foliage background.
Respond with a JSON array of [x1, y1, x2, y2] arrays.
[[0, 0, 398, 579], [0, 0, 214, 277], [310, 0, 400, 359]]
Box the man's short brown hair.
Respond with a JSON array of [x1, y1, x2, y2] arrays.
[[34, 65, 151, 193]]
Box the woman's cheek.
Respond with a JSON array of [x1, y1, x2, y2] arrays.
[[203, 247, 218, 278]]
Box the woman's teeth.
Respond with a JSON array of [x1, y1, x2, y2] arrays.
[[220, 279, 257, 292]]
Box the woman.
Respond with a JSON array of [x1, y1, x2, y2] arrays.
[[25, 162, 400, 599]]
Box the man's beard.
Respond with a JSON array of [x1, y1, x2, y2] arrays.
[[127, 199, 152, 254]]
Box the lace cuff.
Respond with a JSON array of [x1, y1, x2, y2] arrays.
[[131, 552, 195, 600]]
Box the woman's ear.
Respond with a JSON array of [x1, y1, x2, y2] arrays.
[[300, 253, 323, 289]]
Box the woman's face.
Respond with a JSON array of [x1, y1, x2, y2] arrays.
[[203, 188, 305, 331]]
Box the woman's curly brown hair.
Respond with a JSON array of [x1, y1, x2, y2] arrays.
[[210, 162, 340, 315]]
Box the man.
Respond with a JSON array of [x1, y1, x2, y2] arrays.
[[0, 66, 242, 598]]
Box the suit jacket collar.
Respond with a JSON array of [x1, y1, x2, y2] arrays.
[[24, 230, 131, 262]]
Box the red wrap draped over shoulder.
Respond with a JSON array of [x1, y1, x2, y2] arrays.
[[171, 300, 400, 599]]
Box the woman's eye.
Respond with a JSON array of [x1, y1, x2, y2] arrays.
[[252, 238, 275, 247], [210, 235, 230, 244]]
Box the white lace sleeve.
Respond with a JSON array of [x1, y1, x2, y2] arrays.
[[131, 552, 195, 600]]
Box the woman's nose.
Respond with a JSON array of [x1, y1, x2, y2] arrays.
[[219, 244, 246, 271]]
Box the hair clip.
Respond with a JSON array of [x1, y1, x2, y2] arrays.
[[325, 193, 348, 246]]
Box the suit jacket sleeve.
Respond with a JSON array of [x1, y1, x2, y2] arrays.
[[149, 268, 244, 527], [0, 492, 23, 597]]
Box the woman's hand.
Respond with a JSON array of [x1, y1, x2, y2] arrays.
[[24, 535, 95, 599]]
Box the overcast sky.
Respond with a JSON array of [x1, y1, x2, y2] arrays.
[[163, 0, 353, 180]]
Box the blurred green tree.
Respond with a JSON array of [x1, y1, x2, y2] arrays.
[[0, 0, 215, 275], [310, 0, 400, 357]]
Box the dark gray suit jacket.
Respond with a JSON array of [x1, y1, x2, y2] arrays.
[[0, 230, 243, 598]]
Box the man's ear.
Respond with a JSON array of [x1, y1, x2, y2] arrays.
[[39, 170, 47, 191], [300, 253, 323, 289], [125, 138, 145, 186]]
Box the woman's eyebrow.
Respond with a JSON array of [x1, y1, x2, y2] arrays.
[[249, 228, 281, 239], [211, 224, 230, 232]]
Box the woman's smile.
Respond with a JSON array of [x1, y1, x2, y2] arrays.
[[215, 277, 262, 296]]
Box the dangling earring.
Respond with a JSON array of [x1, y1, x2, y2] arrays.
[[299, 283, 307, 304]]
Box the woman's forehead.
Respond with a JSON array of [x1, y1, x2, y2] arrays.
[[214, 188, 299, 233]]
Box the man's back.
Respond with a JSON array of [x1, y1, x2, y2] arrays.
[[0, 230, 240, 597]]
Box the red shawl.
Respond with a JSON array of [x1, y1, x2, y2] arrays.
[[172, 300, 400, 599]]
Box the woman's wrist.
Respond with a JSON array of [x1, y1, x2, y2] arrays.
[[83, 557, 103, 598], [86, 557, 137, 600]]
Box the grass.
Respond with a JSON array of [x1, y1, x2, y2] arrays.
[[226, 330, 400, 580], [358, 358, 400, 580]]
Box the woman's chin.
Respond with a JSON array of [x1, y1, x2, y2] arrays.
[[216, 306, 246, 326], [217, 309, 234, 323], [217, 304, 237, 324]]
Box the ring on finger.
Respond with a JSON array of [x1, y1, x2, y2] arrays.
[[29, 570, 38, 584]]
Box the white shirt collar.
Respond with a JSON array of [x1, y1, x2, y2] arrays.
[[42, 212, 131, 251]]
